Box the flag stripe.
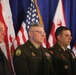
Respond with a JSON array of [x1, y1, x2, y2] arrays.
[[12, 0, 46, 50], [0, 0, 16, 74], [47, 0, 66, 48]]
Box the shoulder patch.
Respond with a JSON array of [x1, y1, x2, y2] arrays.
[[15, 49, 21, 56]]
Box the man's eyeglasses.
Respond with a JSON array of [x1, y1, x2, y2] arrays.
[[31, 30, 46, 35]]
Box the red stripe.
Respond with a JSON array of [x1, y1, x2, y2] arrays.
[[50, 22, 56, 45], [0, 3, 14, 75], [47, 41, 51, 48], [47, 22, 56, 48], [16, 35, 20, 46], [74, 43, 76, 48]]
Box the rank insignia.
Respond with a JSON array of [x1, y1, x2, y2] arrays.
[[31, 52, 36, 56], [71, 53, 75, 58], [61, 54, 65, 58], [64, 65, 68, 69], [15, 49, 21, 56], [49, 50, 54, 54]]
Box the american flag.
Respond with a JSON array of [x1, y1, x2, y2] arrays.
[[47, 0, 66, 48], [12, 0, 46, 52], [26, 0, 39, 30]]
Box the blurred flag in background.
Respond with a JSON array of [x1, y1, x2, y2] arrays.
[[0, 0, 15, 74], [47, 0, 66, 48], [12, 0, 46, 51]]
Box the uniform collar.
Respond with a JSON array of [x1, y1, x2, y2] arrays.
[[61, 46, 67, 51], [55, 42, 67, 51]]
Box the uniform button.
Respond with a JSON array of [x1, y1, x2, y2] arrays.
[[64, 65, 68, 70]]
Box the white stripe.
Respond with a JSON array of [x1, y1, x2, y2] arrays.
[[21, 22, 28, 41]]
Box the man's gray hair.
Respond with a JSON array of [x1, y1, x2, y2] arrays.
[[28, 23, 44, 32]]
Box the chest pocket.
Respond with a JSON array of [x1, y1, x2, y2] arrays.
[[57, 58, 69, 64], [30, 53, 43, 65], [29, 53, 44, 72], [32, 55, 41, 62], [57, 57, 72, 71]]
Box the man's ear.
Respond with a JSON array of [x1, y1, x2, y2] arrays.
[[28, 31, 33, 38], [57, 35, 61, 41]]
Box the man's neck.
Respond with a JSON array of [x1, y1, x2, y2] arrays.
[[57, 42, 67, 51]]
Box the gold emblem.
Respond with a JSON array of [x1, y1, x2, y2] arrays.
[[15, 49, 21, 56], [64, 65, 68, 69]]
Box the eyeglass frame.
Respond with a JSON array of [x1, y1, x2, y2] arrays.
[[31, 30, 46, 35]]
